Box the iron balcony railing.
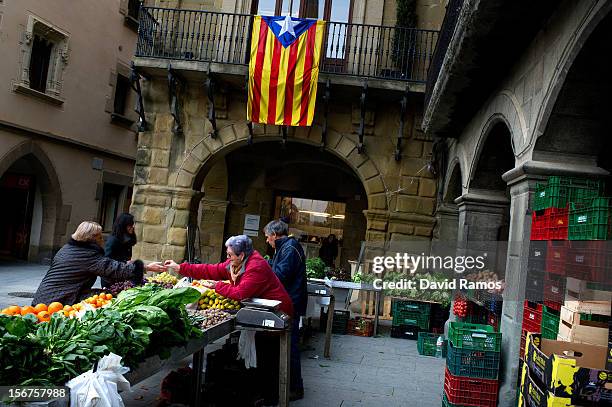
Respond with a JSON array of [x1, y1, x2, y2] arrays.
[[136, 7, 439, 84], [425, 0, 464, 105]]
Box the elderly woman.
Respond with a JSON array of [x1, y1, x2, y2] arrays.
[[32, 221, 144, 306], [156, 235, 293, 316]]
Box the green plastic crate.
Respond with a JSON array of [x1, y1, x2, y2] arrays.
[[581, 313, 610, 323], [446, 341, 500, 380], [569, 198, 612, 240], [532, 176, 603, 211], [417, 332, 447, 357], [541, 306, 560, 340], [391, 298, 432, 314], [448, 322, 502, 352], [392, 309, 430, 329]]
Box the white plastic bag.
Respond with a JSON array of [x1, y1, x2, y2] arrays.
[[237, 330, 257, 369], [67, 353, 131, 407]]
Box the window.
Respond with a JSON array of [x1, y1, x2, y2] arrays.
[[113, 74, 130, 116], [29, 34, 53, 92], [99, 183, 124, 232], [274, 196, 345, 242], [107, 64, 135, 127], [123, 0, 140, 30], [15, 16, 69, 104]]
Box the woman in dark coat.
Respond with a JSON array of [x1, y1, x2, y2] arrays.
[[101, 213, 137, 288], [32, 221, 143, 306], [319, 234, 338, 268]]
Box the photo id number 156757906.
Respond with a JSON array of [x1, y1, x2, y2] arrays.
[[0, 386, 69, 402]]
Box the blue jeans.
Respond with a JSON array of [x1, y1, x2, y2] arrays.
[[291, 316, 303, 391]]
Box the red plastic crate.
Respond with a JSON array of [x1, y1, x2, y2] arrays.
[[545, 241, 567, 275], [530, 207, 569, 240], [543, 273, 566, 309], [522, 300, 542, 333], [566, 241, 612, 283], [443, 367, 499, 407]]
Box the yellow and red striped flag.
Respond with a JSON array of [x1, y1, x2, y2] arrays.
[[247, 15, 325, 127]]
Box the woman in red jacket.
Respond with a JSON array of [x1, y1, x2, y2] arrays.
[[156, 235, 293, 317]]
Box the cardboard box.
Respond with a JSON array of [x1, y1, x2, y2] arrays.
[[519, 362, 574, 407], [557, 305, 609, 346], [525, 332, 611, 402]]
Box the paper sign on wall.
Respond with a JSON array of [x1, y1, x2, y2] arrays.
[[243, 214, 260, 237]]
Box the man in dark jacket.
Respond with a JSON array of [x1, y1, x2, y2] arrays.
[[263, 219, 307, 400], [32, 221, 143, 306]]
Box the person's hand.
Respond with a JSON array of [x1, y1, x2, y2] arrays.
[[163, 260, 180, 272], [202, 280, 217, 289], [146, 261, 166, 273]]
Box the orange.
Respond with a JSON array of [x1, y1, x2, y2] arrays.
[[63, 305, 73, 312], [20, 306, 36, 315], [37, 310, 50, 322], [91, 295, 99, 300], [1, 308, 11, 315], [33, 303, 47, 313], [48, 302, 63, 314], [105, 294, 112, 300], [96, 299, 104, 308], [7, 305, 21, 315]]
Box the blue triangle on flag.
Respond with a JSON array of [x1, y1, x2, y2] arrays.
[[262, 16, 317, 48]]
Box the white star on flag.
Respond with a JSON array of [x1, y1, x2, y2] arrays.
[[275, 15, 296, 38]]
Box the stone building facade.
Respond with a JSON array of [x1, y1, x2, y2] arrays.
[[130, 0, 446, 268], [0, 0, 140, 261], [425, 0, 612, 404]]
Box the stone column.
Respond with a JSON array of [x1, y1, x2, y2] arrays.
[[496, 161, 608, 407], [131, 184, 196, 263], [433, 202, 459, 242]]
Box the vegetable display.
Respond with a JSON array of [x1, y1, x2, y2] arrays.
[[196, 289, 241, 311], [306, 257, 327, 279], [188, 309, 232, 330], [147, 272, 179, 286], [0, 285, 208, 387]]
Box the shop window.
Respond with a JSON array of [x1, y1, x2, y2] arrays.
[[15, 16, 69, 105], [99, 183, 124, 232], [275, 196, 345, 240]]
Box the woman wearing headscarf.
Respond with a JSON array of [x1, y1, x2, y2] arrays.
[[155, 235, 293, 316]]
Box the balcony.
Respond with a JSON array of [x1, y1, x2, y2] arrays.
[[135, 7, 439, 92]]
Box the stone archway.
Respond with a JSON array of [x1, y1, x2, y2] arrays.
[[0, 141, 65, 261]]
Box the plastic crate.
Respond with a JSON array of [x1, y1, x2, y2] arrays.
[[486, 311, 499, 332], [417, 332, 447, 357], [545, 241, 567, 276], [532, 176, 603, 211], [566, 240, 612, 282], [347, 317, 374, 337], [443, 368, 499, 407], [446, 341, 500, 380], [541, 305, 560, 340], [448, 322, 502, 352], [569, 197, 612, 240], [530, 207, 569, 240], [320, 309, 350, 334], [391, 308, 430, 329], [390, 324, 420, 340], [522, 301, 542, 333], [543, 273, 566, 309], [391, 298, 432, 314]]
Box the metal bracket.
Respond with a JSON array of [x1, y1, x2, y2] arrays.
[[167, 64, 183, 136], [395, 87, 409, 161], [281, 126, 288, 146], [321, 79, 331, 149], [247, 122, 254, 145], [357, 81, 367, 154], [129, 61, 148, 132], [206, 69, 217, 138]]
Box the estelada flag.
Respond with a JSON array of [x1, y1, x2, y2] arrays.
[[247, 16, 325, 127]]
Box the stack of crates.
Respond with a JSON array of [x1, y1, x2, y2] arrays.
[[390, 298, 431, 340], [442, 322, 502, 407], [319, 309, 350, 335], [520, 301, 542, 358], [540, 305, 561, 340]]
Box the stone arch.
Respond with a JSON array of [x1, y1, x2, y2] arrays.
[[443, 158, 464, 204], [528, 1, 612, 155], [468, 114, 516, 190], [173, 123, 388, 211], [0, 141, 65, 259]]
